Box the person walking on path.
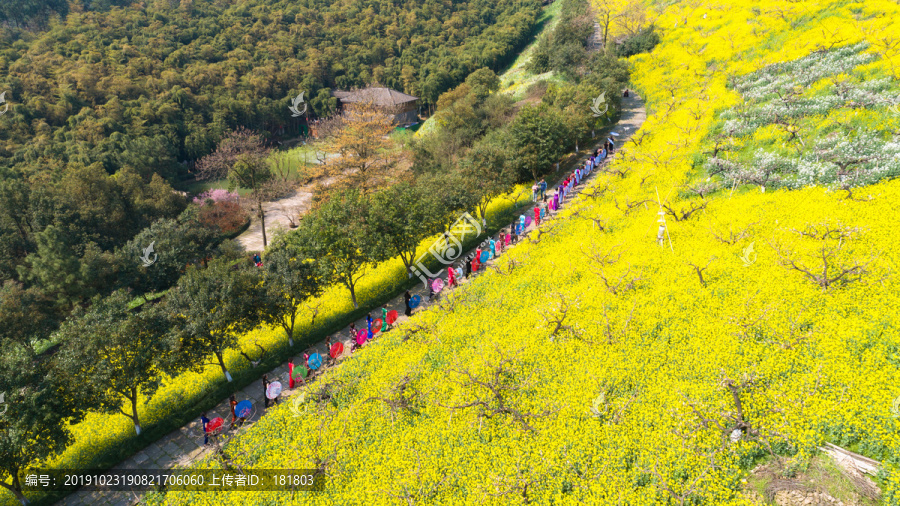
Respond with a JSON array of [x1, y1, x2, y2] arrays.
[[489, 238, 496, 259], [531, 182, 539, 201], [200, 412, 210, 445], [262, 374, 278, 409], [381, 305, 390, 332], [228, 395, 239, 430], [534, 206, 541, 226], [448, 266, 457, 287], [288, 358, 296, 389], [366, 313, 374, 340], [540, 179, 547, 200], [465, 256, 472, 278], [404, 291, 412, 316]]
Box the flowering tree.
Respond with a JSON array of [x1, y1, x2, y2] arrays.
[[196, 128, 274, 246]]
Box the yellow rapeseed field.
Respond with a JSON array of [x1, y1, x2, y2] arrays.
[[143, 0, 900, 504]]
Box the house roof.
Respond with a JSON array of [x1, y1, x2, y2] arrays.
[[331, 87, 418, 106]]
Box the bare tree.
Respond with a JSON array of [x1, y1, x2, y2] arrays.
[[770, 224, 873, 289], [613, 197, 651, 215], [541, 294, 581, 340], [196, 127, 274, 246], [437, 347, 556, 432], [709, 222, 758, 245], [276, 202, 304, 228], [379, 450, 451, 504], [662, 200, 708, 221], [366, 375, 423, 420], [237, 341, 268, 368], [268, 150, 299, 190], [488, 257, 521, 276], [597, 266, 643, 295], [600, 302, 637, 345], [686, 257, 716, 287], [687, 182, 719, 199]]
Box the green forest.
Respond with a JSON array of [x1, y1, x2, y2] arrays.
[[0, 0, 540, 170], [0, 0, 541, 299]]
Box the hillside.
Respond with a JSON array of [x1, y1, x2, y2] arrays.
[[0, 0, 541, 286], [141, 0, 900, 504]]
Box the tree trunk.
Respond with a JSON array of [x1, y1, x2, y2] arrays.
[[400, 254, 414, 276], [215, 351, 233, 382], [285, 326, 294, 347], [258, 200, 267, 248], [2, 472, 29, 505], [348, 282, 358, 308], [128, 388, 141, 436]]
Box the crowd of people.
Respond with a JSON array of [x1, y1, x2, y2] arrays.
[[199, 134, 617, 444], [420, 138, 614, 304]]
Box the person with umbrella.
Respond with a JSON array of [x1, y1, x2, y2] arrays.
[[262, 374, 279, 409], [404, 290, 412, 316], [288, 358, 297, 389], [229, 395, 239, 430], [381, 305, 391, 331]]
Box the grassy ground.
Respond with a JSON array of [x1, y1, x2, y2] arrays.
[[181, 129, 414, 195], [497, 0, 567, 101], [416, 0, 565, 138], [177, 142, 328, 194], [745, 454, 881, 505]]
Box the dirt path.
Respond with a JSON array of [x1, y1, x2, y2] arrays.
[[235, 190, 311, 252], [55, 93, 646, 506], [236, 161, 337, 253]]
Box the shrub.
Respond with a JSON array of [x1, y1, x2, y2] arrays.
[[617, 25, 660, 58], [198, 201, 250, 236], [192, 189, 240, 204]]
